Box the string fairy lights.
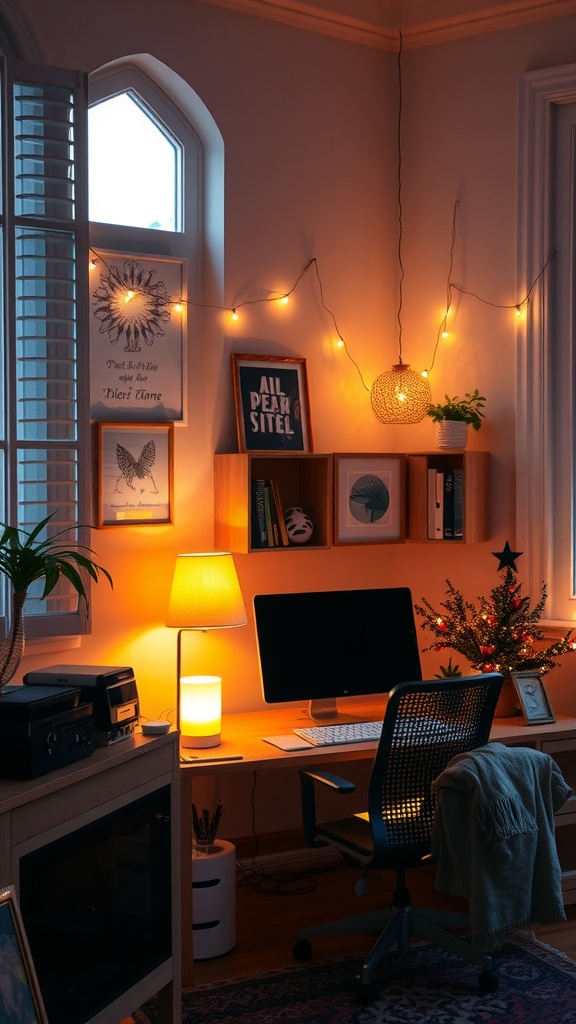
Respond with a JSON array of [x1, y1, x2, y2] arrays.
[[88, 224, 553, 422]]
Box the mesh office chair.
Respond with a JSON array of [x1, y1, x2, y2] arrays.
[[294, 673, 503, 1002]]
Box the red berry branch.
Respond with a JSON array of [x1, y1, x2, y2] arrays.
[[415, 567, 576, 676]]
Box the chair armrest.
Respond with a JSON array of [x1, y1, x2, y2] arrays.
[[299, 768, 356, 847], [300, 768, 356, 793]]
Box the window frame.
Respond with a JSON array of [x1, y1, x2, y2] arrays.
[[517, 63, 576, 626]]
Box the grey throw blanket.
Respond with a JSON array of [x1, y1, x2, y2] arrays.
[[431, 742, 573, 951]]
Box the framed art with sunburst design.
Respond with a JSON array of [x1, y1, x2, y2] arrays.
[[89, 251, 186, 422], [97, 422, 174, 526], [334, 453, 406, 545]]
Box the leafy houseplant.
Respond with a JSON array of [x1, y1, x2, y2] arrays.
[[0, 514, 113, 691], [426, 390, 486, 431]]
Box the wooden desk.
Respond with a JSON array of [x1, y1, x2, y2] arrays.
[[180, 706, 576, 986]]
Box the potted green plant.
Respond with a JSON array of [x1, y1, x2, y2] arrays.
[[0, 514, 113, 691], [426, 390, 486, 449]]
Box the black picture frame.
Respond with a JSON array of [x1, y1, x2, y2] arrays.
[[232, 354, 312, 453]]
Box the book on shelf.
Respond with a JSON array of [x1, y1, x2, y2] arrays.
[[426, 469, 444, 540], [427, 468, 444, 540], [425, 467, 464, 541], [252, 478, 290, 548], [271, 479, 289, 546], [443, 470, 454, 539], [453, 467, 464, 538], [252, 478, 268, 547], [263, 483, 276, 546]]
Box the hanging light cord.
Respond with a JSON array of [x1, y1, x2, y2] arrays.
[[396, 30, 405, 366]]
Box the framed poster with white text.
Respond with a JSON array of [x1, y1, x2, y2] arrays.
[[90, 252, 186, 422], [232, 354, 312, 452], [98, 422, 173, 527]]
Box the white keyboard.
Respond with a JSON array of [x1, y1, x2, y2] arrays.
[[293, 720, 383, 747]]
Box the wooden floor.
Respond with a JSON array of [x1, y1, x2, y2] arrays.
[[121, 851, 576, 1022], [192, 853, 576, 986]]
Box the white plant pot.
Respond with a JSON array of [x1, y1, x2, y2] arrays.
[[435, 421, 469, 450]]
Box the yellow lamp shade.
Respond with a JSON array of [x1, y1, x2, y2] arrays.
[[166, 552, 247, 629], [180, 675, 222, 748]]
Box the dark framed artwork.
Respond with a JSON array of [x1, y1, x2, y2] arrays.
[[98, 422, 173, 526], [232, 354, 312, 452], [511, 671, 556, 725], [334, 453, 406, 545], [90, 251, 186, 422], [0, 886, 48, 1024]]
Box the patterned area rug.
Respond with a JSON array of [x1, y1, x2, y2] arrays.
[[133, 935, 576, 1024]]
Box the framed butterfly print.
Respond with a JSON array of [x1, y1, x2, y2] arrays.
[[97, 423, 173, 526]]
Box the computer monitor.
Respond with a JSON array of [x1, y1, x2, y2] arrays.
[[253, 586, 422, 724]]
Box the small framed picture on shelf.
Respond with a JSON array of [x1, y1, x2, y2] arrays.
[[232, 354, 312, 453], [511, 671, 556, 725], [98, 422, 173, 527], [0, 885, 48, 1024], [334, 453, 406, 545]]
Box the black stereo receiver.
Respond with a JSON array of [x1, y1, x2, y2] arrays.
[[24, 664, 140, 745], [0, 684, 95, 779]]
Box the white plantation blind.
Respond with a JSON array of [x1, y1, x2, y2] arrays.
[[0, 59, 90, 638]]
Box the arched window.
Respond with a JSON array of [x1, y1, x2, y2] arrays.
[[87, 55, 224, 428], [89, 91, 182, 232], [89, 54, 223, 282]]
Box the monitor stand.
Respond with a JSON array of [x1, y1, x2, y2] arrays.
[[308, 698, 368, 726]]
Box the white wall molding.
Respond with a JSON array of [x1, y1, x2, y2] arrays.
[[195, 0, 576, 49]]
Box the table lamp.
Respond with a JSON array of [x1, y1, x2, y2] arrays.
[[166, 552, 247, 748]]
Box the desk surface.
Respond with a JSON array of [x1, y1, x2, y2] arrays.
[[178, 704, 576, 775]]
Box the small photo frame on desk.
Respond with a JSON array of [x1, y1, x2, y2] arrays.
[[511, 671, 556, 725], [0, 885, 48, 1024]]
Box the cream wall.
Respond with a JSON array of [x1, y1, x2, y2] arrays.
[[12, 0, 576, 833]]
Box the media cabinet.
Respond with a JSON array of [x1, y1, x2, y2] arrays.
[[0, 731, 180, 1024]]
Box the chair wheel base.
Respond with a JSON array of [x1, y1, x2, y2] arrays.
[[355, 979, 380, 1004], [479, 969, 499, 992], [293, 938, 312, 961]]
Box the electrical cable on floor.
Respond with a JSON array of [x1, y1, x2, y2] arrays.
[[237, 862, 318, 895], [234, 771, 319, 896]]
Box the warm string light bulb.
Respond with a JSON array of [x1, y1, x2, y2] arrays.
[[86, 245, 551, 417]]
